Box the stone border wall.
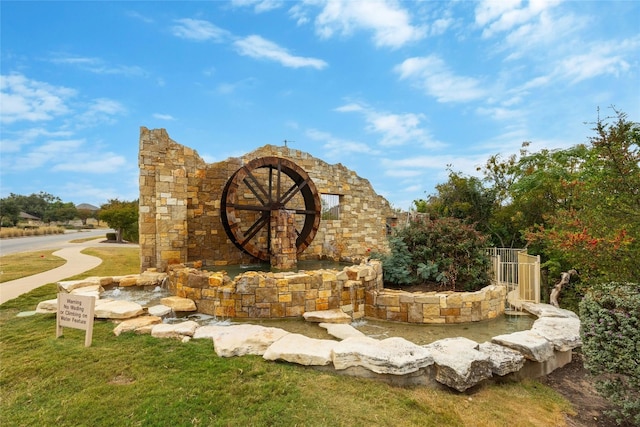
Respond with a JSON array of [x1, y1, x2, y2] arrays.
[[167, 260, 506, 324]]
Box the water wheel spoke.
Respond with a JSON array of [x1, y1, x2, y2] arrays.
[[228, 203, 270, 212], [240, 214, 269, 247], [279, 179, 310, 206], [243, 169, 270, 204]]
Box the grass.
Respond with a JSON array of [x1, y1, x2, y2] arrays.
[[0, 226, 65, 239], [0, 250, 66, 283], [0, 247, 577, 427], [65, 247, 140, 280]]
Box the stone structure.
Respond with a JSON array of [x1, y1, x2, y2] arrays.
[[166, 260, 506, 324], [139, 127, 396, 272]]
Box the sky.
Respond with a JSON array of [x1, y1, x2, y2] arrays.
[[1, 0, 639, 210]]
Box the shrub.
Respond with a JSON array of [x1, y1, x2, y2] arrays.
[[122, 222, 139, 243], [379, 216, 491, 291], [106, 232, 117, 241], [580, 282, 640, 425]]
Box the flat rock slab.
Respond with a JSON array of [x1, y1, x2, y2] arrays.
[[521, 302, 578, 319], [160, 296, 197, 312], [113, 315, 162, 336], [319, 322, 365, 340], [148, 304, 172, 317], [478, 342, 525, 376], [57, 279, 100, 293], [35, 298, 58, 314], [303, 309, 351, 324], [151, 320, 199, 339], [491, 330, 555, 362], [137, 270, 167, 286], [424, 337, 492, 392], [207, 324, 291, 357], [531, 316, 582, 351], [332, 336, 434, 375], [263, 333, 336, 366], [94, 300, 145, 319]]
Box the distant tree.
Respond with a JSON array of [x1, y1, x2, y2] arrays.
[[0, 197, 20, 227], [77, 208, 95, 226], [48, 201, 77, 224], [99, 199, 138, 243]]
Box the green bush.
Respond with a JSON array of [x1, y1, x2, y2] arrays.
[[106, 232, 117, 241], [378, 216, 490, 291], [580, 282, 640, 425], [122, 222, 139, 243]]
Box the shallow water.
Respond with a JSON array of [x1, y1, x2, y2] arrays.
[[100, 284, 534, 345]]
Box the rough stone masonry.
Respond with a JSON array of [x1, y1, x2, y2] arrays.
[[139, 127, 398, 271]]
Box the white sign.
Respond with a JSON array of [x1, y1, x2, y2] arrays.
[[57, 293, 96, 347]]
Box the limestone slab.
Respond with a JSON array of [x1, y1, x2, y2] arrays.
[[424, 337, 492, 391], [332, 336, 434, 375], [160, 296, 197, 312], [113, 315, 162, 336], [491, 330, 555, 362], [208, 324, 290, 357], [57, 279, 99, 293], [319, 322, 365, 340], [531, 316, 582, 351], [263, 333, 336, 366], [148, 304, 172, 317], [151, 320, 199, 339], [94, 300, 145, 319], [303, 309, 351, 324], [35, 298, 58, 313], [478, 342, 526, 376], [521, 302, 578, 319]]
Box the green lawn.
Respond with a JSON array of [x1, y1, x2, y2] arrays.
[[0, 250, 66, 283], [0, 247, 575, 427]]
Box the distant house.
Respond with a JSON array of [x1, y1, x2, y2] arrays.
[[19, 212, 41, 226]]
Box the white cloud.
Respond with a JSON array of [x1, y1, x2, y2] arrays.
[[152, 113, 175, 121], [305, 128, 378, 159], [556, 38, 638, 83], [172, 18, 230, 42], [312, 0, 425, 48], [52, 152, 127, 172], [231, 0, 284, 13], [0, 74, 75, 124], [76, 98, 126, 128], [0, 127, 73, 153], [234, 35, 328, 69], [335, 101, 443, 148], [10, 139, 84, 171], [49, 53, 147, 76], [475, 0, 562, 38], [395, 55, 487, 103]]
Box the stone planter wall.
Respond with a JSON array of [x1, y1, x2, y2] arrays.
[[168, 260, 506, 324], [365, 285, 506, 324], [168, 262, 383, 319]]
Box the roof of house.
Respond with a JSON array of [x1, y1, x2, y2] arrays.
[[19, 211, 40, 220]]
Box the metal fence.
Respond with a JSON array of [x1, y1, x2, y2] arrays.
[[485, 248, 540, 308]]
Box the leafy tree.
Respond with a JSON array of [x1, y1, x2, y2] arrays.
[[48, 201, 77, 224], [77, 208, 96, 226], [0, 197, 20, 227], [99, 199, 138, 243]]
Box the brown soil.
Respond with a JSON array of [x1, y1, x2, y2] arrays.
[[541, 351, 627, 427]]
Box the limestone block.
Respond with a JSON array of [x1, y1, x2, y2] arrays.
[[57, 279, 100, 293], [35, 298, 58, 313], [208, 324, 290, 357], [160, 296, 197, 312], [148, 304, 172, 317], [137, 270, 167, 286], [70, 284, 102, 298], [424, 337, 492, 392], [263, 333, 336, 366], [531, 316, 582, 351], [478, 342, 526, 376], [113, 315, 162, 336], [491, 330, 555, 362], [521, 302, 579, 319], [94, 300, 145, 319], [332, 336, 434, 375], [303, 309, 351, 324], [118, 276, 140, 287], [319, 322, 366, 340], [151, 320, 199, 339]]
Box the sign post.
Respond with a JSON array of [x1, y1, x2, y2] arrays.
[[57, 293, 96, 347]]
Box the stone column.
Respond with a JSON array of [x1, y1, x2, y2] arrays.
[[270, 209, 297, 270]]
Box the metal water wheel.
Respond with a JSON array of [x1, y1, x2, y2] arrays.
[[221, 156, 321, 261]]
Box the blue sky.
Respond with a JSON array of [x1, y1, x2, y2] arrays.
[[1, 1, 639, 210]]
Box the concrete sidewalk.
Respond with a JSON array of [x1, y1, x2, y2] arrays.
[[0, 240, 138, 305]]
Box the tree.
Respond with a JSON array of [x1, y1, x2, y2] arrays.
[[0, 197, 20, 227], [99, 199, 138, 243], [77, 208, 96, 226]]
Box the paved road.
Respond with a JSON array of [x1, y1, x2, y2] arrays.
[[0, 230, 138, 305], [0, 229, 111, 256]]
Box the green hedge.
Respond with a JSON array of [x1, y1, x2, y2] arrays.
[[580, 282, 640, 425]]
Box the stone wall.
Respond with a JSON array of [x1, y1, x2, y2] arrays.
[[139, 127, 396, 271], [365, 286, 506, 324], [166, 260, 506, 324]]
